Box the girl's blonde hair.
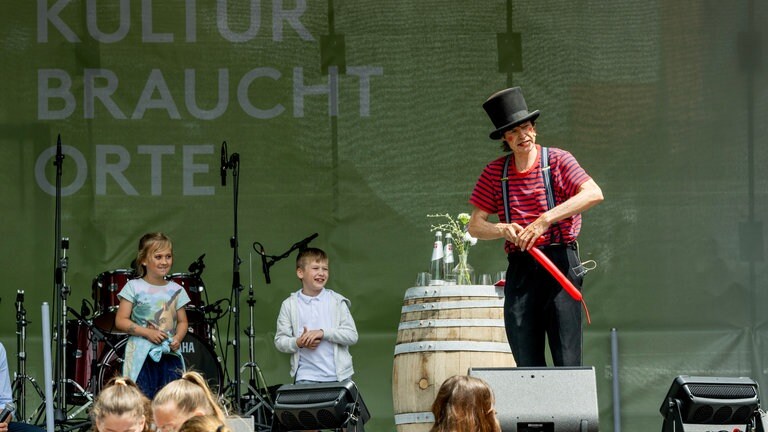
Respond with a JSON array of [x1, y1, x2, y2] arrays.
[[91, 377, 151, 432], [151, 371, 227, 423], [430, 375, 501, 432], [178, 415, 232, 432]]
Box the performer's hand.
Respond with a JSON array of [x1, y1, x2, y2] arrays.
[[517, 215, 551, 251], [496, 223, 523, 244], [0, 418, 9, 431]]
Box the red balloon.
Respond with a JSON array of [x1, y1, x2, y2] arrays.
[[528, 247, 591, 324], [528, 247, 582, 301]]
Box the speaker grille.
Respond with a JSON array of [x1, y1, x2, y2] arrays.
[[279, 411, 301, 430], [298, 410, 316, 426], [317, 408, 338, 428], [276, 388, 343, 405], [688, 384, 757, 399], [711, 406, 732, 424], [690, 405, 714, 423]]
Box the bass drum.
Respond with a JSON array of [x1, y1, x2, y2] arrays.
[[95, 332, 223, 395], [65, 319, 123, 404]]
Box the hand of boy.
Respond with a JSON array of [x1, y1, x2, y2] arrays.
[[297, 326, 324, 350]]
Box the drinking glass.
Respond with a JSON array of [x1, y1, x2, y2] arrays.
[[415, 272, 431, 287]]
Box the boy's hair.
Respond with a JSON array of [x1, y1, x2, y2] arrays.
[[430, 375, 501, 432], [296, 247, 328, 269], [151, 371, 227, 423], [135, 232, 173, 278], [91, 377, 151, 432]]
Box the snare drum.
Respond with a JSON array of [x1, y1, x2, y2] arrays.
[[95, 332, 223, 395]]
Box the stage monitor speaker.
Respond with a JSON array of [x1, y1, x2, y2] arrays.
[[273, 381, 370, 431], [659, 375, 760, 430], [469, 367, 598, 432]]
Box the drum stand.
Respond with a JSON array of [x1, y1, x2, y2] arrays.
[[58, 242, 97, 429], [12, 290, 46, 424], [64, 307, 125, 420]]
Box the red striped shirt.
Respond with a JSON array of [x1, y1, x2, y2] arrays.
[[469, 145, 591, 253]]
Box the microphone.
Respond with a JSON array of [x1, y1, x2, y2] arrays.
[[291, 233, 319, 252], [80, 299, 91, 318], [201, 299, 225, 314], [220, 141, 227, 186], [188, 253, 206, 274], [0, 402, 16, 423], [261, 245, 271, 284], [54, 134, 64, 166]]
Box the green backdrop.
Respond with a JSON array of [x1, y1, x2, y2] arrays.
[[2, 0, 767, 430]]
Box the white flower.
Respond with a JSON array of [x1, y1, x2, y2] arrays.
[[463, 231, 478, 246]]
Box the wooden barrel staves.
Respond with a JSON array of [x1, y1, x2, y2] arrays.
[[392, 285, 516, 432]]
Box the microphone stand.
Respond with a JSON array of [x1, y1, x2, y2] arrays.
[[221, 142, 244, 412], [12, 290, 45, 423], [240, 253, 274, 431], [51, 135, 69, 424], [244, 234, 316, 430]]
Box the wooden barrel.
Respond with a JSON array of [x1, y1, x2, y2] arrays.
[[392, 285, 516, 432]]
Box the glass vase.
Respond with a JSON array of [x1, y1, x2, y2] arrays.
[[453, 252, 475, 285]]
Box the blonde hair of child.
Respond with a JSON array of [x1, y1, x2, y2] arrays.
[[295, 247, 327, 269], [178, 415, 232, 432], [91, 377, 151, 432], [151, 371, 227, 423]]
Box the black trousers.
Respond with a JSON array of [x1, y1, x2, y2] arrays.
[[504, 243, 584, 367]]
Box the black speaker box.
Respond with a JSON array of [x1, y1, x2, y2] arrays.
[[660, 375, 759, 425], [469, 367, 599, 432], [273, 381, 370, 431]]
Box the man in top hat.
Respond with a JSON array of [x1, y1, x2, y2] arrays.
[[467, 87, 603, 367]]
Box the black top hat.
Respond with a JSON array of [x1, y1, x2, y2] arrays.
[[482, 87, 540, 140]]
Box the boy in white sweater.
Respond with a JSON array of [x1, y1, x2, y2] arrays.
[[274, 248, 358, 383]]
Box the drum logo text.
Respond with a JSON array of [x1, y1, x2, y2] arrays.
[[181, 341, 196, 354]]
